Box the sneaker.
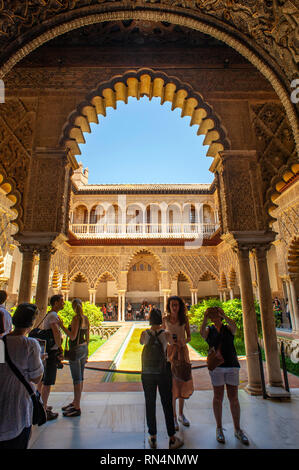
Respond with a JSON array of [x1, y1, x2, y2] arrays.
[[178, 414, 190, 427], [148, 436, 157, 449], [216, 427, 225, 444], [169, 436, 184, 450], [174, 417, 179, 431], [46, 410, 59, 421], [235, 429, 249, 445]]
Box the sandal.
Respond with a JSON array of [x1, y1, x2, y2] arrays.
[[62, 403, 74, 411], [216, 427, 225, 444], [63, 408, 81, 417]]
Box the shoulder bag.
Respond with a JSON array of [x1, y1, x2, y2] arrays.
[[64, 317, 82, 361], [3, 335, 47, 426], [171, 345, 192, 382]]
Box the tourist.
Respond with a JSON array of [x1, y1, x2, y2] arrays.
[[273, 297, 282, 327], [140, 308, 183, 450], [39, 294, 64, 420], [58, 298, 89, 417], [163, 296, 193, 431], [285, 299, 292, 329], [107, 303, 113, 321], [102, 304, 107, 321], [0, 290, 12, 337], [200, 306, 249, 445], [127, 302, 133, 321], [0, 303, 44, 449]]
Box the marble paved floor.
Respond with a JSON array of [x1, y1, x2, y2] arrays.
[[29, 389, 299, 449]]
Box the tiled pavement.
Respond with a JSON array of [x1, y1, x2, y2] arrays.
[[29, 389, 299, 449], [30, 325, 299, 449], [53, 324, 299, 392]]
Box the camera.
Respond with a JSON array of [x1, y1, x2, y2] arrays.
[[172, 334, 177, 341]]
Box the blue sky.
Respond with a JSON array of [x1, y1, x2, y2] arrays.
[[78, 96, 214, 184]]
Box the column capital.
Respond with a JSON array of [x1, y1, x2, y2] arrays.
[[222, 231, 276, 253], [18, 244, 36, 255]]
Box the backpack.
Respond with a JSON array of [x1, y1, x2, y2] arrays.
[[141, 329, 167, 375], [28, 313, 55, 353]]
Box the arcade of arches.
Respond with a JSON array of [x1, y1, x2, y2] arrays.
[[0, 4, 298, 397]]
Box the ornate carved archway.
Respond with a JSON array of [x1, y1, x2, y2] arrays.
[[0, 4, 297, 151], [60, 68, 229, 163]]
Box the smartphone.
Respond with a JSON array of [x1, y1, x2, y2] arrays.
[[37, 339, 46, 356]]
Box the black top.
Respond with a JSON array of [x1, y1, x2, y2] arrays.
[[206, 324, 240, 368], [69, 326, 88, 348]]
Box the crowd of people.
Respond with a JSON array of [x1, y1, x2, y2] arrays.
[[0, 289, 251, 449]]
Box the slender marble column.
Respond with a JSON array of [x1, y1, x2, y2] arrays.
[[194, 291, 198, 304], [230, 288, 234, 300], [237, 248, 262, 395], [122, 293, 126, 322], [18, 246, 35, 303], [255, 247, 283, 387], [289, 276, 299, 332], [286, 280, 296, 331], [35, 246, 55, 318], [118, 293, 121, 322]]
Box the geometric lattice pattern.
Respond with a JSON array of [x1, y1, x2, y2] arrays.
[[68, 256, 120, 288], [168, 254, 219, 287]]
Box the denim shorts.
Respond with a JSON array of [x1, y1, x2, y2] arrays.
[[69, 344, 88, 385], [209, 367, 240, 387]]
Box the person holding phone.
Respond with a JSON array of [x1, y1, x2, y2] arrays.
[[200, 306, 249, 445], [162, 296, 193, 431]]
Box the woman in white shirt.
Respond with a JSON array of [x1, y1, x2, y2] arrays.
[[0, 303, 44, 449]]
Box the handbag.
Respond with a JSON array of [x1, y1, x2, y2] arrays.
[[28, 312, 55, 353], [64, 317, 82, 361], [171, 345, 192, 382], [3, 335, 47, 426]]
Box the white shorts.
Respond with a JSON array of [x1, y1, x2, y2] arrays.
[[209, 367, 240, 387]]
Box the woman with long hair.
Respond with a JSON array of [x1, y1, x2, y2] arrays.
[[200, 306, 249, 445], [162, 296, 194, 431], [57, 298, 90, 417]]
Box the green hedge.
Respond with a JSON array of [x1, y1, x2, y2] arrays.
[[188, 298, 262, 339], [11, 300, 103, 327]]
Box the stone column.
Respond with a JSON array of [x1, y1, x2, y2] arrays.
[[190, 290, 194, 305], [219, 291, 223, 302], [88, 289, 96, 304], [229, 288, 234, 300], [285, 279, 296, 331], [122, 293, 126, 322], [223, 290, 227, 302], [18, 245, 36, 303], [63, 290, 69, 302], [289, 275, 299, 332], [194, 291, 198, 305], [162, 289, 168, 313], [255, 247, 283, 387], [237, 248, 262, 395], [118, 293, 121, 322], [35, 245, 56, 318]]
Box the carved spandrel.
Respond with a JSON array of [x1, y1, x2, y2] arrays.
[[0, 1, 297, 81]]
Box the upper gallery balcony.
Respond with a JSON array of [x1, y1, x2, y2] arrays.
[[69, 222, 219, 239]]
